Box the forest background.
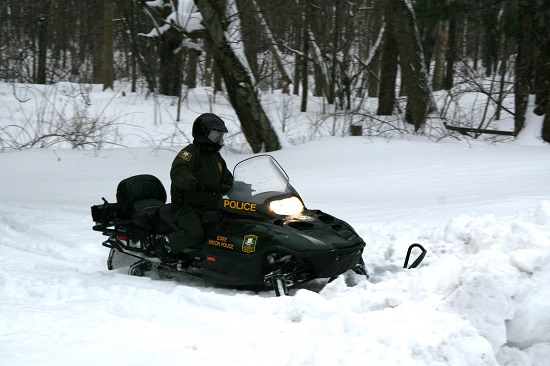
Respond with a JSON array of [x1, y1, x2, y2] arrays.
[[1, 0, 549, 152]]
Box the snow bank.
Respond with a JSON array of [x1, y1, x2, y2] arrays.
[[374, 201, 550, 364]]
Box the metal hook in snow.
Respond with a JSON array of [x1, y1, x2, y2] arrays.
[[403, 243, 427, 269]]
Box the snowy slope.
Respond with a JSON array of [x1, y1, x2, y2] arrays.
[[1, 135, 550, 365]]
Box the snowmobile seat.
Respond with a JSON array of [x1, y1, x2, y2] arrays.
[[116, 174, 167, 223]]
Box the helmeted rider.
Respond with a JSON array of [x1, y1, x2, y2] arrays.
[[154, 113, 233, 261]]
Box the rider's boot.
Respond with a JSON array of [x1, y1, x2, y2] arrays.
[[152, 236, 178, 264]]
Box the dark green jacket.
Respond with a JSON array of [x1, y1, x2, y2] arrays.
[[170, 143, 233, 213]]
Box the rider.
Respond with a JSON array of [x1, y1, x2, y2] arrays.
[[154, 113, 233, 261]]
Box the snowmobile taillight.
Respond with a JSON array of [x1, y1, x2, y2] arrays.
[[206, 256, 216, 262], [117, 234, 128, 242], [269, 196, 304, 216]]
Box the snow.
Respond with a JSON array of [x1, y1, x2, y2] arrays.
[[140, 0, 203, 40], [1, 83, 550, 365]]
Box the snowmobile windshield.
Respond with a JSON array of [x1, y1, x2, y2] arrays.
[[227, 155, 297, 205]]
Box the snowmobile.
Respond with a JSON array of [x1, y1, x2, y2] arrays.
[[91, 155, 368, 296]]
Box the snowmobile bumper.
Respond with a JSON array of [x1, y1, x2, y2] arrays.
[[307, 244, 364, 278]]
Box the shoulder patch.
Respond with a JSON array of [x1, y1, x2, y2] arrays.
[[178, 150, 192, 162]]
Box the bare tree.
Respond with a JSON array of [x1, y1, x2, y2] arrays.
[[300, 1, 309, 112], [194, 0, 281, 152], [377, 16, 397, 116], [515, 0, 534, 136], [388, 0, 434, 131], [36, 1, 52, 84], [140, 1, 185, 96], [531, 1, 550, 142], [365, 0, 385, 98], [103, 0, 115, 90], [117, 0, 141, 92], [244, 0, 293, 93], [432, 15, 450, 91], [92, 1, 105, 84]]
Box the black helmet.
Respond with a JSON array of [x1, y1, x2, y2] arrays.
[[192, 113, 228, 149]]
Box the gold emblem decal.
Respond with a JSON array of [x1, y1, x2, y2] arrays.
[[242, 235, 258, 253], [178, 150, 192, 161]]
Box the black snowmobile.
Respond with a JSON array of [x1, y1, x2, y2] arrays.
[[91, 155, 368, 296]]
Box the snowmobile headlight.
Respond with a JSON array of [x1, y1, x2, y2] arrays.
[[269, 196, 304, 216]]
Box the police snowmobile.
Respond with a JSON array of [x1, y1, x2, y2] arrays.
[[91, 155, 368, 296]]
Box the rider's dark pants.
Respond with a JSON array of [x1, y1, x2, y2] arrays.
[[167, 208, 204, 253]]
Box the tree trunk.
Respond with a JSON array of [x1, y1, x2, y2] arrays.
[[36, 14, 48, 84], [247, 0, 293, 93], [92, 1, 104, 84], [301, 7, 309, 113], [533, 12, 550, 117], [194, 0, 280, 152], [495, 35, 508, 121], [366, 1, 384, 98], [158, 27, 183, 96], [443, 17, 456, 90], [35, 1, 52, 85], [117, 0, 141, 92], [213, 60, 223, 93], [533, 3, 550, 140], [378, 20, 398, 115], [389, 0, 433, 131], [235, 0, 260, 80], [293, 53, 301, 96], [515, 0, 534, 136], [328, 0, 341, 107], [432, 19, 449, 91], [542, 99, 550, 143], [367, 54, 380, 98], [306, 24, 330, 101], [102, 0, 115, 91], [185, 46, 200, 89]]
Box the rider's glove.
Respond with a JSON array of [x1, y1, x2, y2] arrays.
[[220, 184, 232, 195], [196, 183, 220, 193]]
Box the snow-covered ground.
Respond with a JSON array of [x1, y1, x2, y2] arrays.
[[1, 83, 550, 365]]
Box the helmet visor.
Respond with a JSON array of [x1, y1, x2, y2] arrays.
[[207, 130, 225, 145]]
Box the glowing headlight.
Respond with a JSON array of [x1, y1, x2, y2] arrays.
[[269, 196, 304, 216]]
